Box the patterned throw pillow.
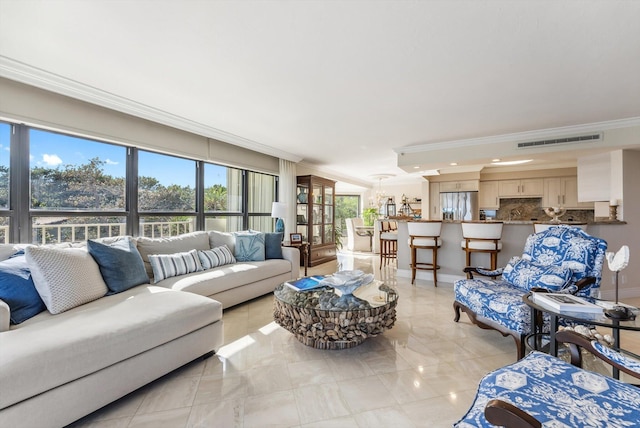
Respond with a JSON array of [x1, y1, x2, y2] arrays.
[[233, 232, 265, 262], [148, 249, 203, 283], [198, 245, 236, 269], [503, 257, 572, 292], [25, 246, 108, 314]]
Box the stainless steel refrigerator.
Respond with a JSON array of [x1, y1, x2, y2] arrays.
[[440, 192, 479, 221]]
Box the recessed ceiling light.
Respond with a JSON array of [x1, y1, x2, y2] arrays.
[[492, 158, 501, 162], [450, 162, 458, 166], [413, 166, 420, 169], [491, 159, 533, 166]]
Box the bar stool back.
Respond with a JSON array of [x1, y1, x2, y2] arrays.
[[407, 221, 443, 286], [460, 222, 503, 271], [379, 220, 398, 269]]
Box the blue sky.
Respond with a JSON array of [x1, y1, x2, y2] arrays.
[[0, 124, 227, 187]]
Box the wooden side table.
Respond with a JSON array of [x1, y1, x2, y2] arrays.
[[283, 241, 310, 276]]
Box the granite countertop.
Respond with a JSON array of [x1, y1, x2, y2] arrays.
[[437, 220, 627, 225]]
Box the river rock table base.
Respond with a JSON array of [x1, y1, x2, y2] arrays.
[[273, 296, 398, 350]]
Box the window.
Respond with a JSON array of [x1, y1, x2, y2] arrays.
[[30, 129, 126, 210], [138, 151, 196, 212], [3, 122, 280, 243], [32, 215, 126, 245], [247, 171, 277, 232], [335, 195, 360, 236], [0, 123, 10, 243], [0, 123, 9, 210]]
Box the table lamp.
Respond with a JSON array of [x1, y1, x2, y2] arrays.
[[271, 202, 287, 235]]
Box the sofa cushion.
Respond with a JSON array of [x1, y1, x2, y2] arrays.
[[265, 232, 284, 259], [136, 231, 211, 278], [25, 246, 108, 314], [0, 255, 45, 324], [198, 245, 236, 269], [208, 230, 236, 254], [155, 259, 292, 297], [148, 249, 203, 283], [234, 231, 265, 262], [87, 237, 149, 294], [0, 285, 222, 410], [502, 257, 572, 292]]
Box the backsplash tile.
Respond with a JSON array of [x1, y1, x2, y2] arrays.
[[496, 198, 594, 223]]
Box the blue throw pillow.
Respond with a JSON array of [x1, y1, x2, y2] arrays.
[[87, 237, 149, 294], [265, 232, 284, 259], [234, 231, 266, 262], [0, 255, 46, 324]]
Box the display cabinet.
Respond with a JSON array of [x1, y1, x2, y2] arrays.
[[296, 175, 336, 267]]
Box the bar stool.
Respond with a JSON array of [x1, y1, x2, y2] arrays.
[[460, 221, 503, 271], [379, 220, 398, 269], [407, 221, 442, 286]]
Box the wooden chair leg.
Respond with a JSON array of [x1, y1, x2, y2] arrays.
[[433, 247, 438, 287], [379, 238, 383, 269], [411, 246, 416, 284]]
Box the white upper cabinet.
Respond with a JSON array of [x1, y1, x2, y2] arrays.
[[479, 181, 499, 209], [498, 179, 543, 197], [439, 180, 479, 192], [544, 177, 593, 209]]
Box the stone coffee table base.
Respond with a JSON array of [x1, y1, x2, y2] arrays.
[[273, 297, 398, 350]]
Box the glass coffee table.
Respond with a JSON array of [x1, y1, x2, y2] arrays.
[[273, 279, 398, 350]]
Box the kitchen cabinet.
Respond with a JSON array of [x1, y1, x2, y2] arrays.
[[498, 179, 543, 197], [479, 181, 500, 209], [296, 175, 337, 266], [543, 177, 593, 209], [439, 180, 479, 192], [429, 182, 440, 219]]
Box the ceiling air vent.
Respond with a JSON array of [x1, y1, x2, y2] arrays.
[[517, 133, 602, 149]]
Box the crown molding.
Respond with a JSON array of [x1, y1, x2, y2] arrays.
[[0, 56, 303, 163], [394, 117, 640, 155]]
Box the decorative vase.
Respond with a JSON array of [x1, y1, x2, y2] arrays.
[[297, 189, 308, 203]]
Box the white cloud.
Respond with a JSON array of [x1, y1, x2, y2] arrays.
[[43, 154, 63, 166], [105, 158, 119, 165]]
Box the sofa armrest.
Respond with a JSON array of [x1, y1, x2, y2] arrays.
[[281, 247, 300, 279], [0, 298, 10, 332]]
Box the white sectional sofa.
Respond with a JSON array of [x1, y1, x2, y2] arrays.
[[0, 230, 299, 427]]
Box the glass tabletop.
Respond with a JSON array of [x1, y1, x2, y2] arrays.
[[274, 280, 398, 311], [524, 293, 640, 331]]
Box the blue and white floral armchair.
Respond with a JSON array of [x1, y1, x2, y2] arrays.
[[453, 226, 607, 359], [455, 330, 640, 427]]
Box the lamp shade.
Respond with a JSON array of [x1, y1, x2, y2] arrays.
[[271, 202, 288, 218]]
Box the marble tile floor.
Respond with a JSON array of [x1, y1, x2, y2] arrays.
[[69, 252, 640, 428]]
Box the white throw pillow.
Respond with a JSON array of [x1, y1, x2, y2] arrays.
[[148, 249, 203, 283], [25, 246, 108, 314]]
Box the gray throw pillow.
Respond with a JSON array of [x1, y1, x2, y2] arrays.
[[25, 246, 108, 314], [198, 245, 236, 269]]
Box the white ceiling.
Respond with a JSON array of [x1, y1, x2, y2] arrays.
[[1, 1, 640, 188]]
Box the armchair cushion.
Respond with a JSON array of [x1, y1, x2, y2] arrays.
[[455, 278, 546, 335], [502, 257, 572, 292], [454, 351, 640, 427]]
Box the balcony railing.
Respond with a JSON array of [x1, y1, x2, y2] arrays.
[[0, 221, 195, 245]]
